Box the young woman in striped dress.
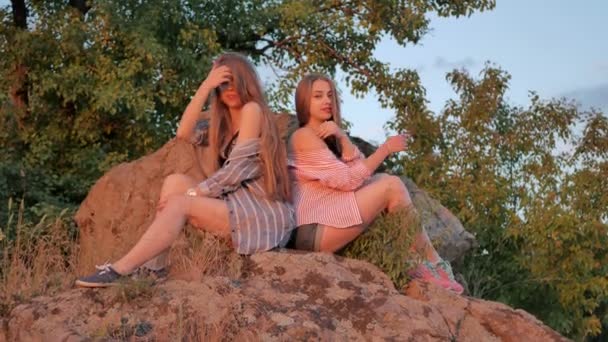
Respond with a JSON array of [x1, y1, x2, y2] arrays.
[[76, 53, 294, 287], [288, 74, 464, 294]]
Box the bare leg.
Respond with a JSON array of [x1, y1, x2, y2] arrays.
[[316, 174, 440, 263], [111, 194, 230, 275], [141, 174, 199, 270]]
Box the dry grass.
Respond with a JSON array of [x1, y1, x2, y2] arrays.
[[1, 198, 246, 340], [0, 198, 244, 320], [0, 199, 78, 317], [168, 227, 244, 282], [341, 205, 424, 289], [0, 198, 426, 340]]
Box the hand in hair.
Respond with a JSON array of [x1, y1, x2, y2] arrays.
[[177, 64, 232, 140], [315, 121, 346, 139], [202, 64, 233, 90]]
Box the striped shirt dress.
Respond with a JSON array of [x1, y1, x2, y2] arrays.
[[288, 145, 373, 228], [191, 120, 295, 254]]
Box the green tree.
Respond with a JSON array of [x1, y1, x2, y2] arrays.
[[387, 64, 608, 339], [0, 0, 495, 223]]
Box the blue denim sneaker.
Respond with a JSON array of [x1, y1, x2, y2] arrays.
[[75, 263, 124, 288]]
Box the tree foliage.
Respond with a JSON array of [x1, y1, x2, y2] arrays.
[[0, 0, 494, 221], [388, 64, 608, 339]]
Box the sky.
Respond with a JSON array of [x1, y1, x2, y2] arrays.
[[317, 0, 608, 143]]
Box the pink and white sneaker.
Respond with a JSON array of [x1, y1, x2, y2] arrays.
[[408, 261, 452, 292], [408, 260, 464, 295], [434, 259, 464, 295]]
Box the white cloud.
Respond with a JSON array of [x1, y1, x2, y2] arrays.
[[433, 56, 477, 70], [561, 83, 608, 113]]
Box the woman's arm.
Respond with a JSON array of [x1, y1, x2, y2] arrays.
[[314, 121, 357, 160], [290, 128, 408, 191], [176, 65, 232, 141], [175, 85, 212, 140], [337, 134, 362, 162], [294, 126, 389, 173], [359, 134, 408, 171], [289, 128, 373, 191], [189, 102, 264, 198]]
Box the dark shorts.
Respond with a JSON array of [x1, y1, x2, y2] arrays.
[[285, 224, 323, 252]]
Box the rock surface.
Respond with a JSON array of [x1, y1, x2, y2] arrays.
[[3, 252, 568, 341], [2, 118, 567, 340], [401, 177, 476, 263]]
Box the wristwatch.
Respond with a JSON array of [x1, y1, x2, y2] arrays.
[[185, 188, 198, 197]]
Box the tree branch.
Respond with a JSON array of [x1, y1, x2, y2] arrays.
[[9, 0, 29, 129], [318, 39, 373, 79], [68, 0, 91, 16]]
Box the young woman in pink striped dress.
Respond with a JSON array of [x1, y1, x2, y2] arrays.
[[288, 74, 464, 294]]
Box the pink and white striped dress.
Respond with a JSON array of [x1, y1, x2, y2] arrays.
[[288, 146, 373, 228]]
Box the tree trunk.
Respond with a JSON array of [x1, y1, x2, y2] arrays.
[[69, 0, 91, 16], [9, 0, 29, 129], [10, 0, 26, 28]]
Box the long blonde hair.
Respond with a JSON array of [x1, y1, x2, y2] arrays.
[[208, 52, 290, 201], [295, 73, 343, 157]]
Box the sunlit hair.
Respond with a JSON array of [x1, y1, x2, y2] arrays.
[[295, 73, 343, 157], [208, 52, 290, 201]]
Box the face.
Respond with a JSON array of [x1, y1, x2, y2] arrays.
[[309, 80, 333, 123], [218, 73, 243, 109]]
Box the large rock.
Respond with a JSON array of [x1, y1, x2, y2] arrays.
[[401, 177, 476, 263], [74, 114, 473, 272], [2, 115, 568, 341], [4, 252, 567, 341], [73, 114, 294, 272]]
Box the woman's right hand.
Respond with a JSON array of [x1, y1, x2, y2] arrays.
[[201, 63, 232, 90], [382, 134, 410, 154]]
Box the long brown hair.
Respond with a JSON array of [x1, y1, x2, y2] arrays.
[[208, 52, 290, 201], [294, 73, 343, 157]]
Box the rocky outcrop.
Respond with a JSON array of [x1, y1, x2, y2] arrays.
[[402, 177, 475, 263], [4, 252, 567, 341], [74, 114, 473, 272], [73, 114, 294, 272], [1, 113, 568, 340]]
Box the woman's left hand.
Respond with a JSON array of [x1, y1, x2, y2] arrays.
[[316, 121, 345, 139]]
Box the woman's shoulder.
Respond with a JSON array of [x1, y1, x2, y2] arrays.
[[238, 102, 264, 139], [289, 127, 326, 151], [288, 128, 337, 161], [241, 101, 263, 116]]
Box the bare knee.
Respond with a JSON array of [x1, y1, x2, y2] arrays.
[[374, 174, 404, 194], [377, 174, 411, 207], [163, 173, 193, 190], [162, 194, 190, 216], [161, 173, 195, 199]]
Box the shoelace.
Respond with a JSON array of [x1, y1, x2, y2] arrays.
[[409, 261, 437, 278], [435, 259, 456, 281], [94, 262, 113, 275]]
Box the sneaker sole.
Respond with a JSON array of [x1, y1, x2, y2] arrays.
[[74, 279, 119, 288]]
